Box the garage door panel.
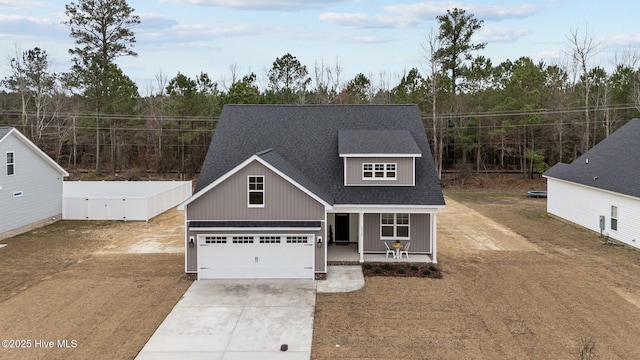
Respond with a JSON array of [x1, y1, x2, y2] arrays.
[[197, 235, 314, 279]]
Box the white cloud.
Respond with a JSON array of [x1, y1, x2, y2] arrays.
[[0, 14, 66, 37], [477, 26, 531, 43], [602, 33, 640, 47], [159, 0, 352, 11], [139, 22, 270, 46], [319, 12, 416, 29], [384, 1, 540, 21], [138, 13, 179, 30], [0, 0, 50, 8]]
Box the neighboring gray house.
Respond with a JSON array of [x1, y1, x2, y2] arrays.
[[544, 119, 640, 249], [178, 104, 445, 279], [0, 127, 69, 239]]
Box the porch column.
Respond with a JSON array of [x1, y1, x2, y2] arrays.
[[358, 212, 364, 263], [431, 213, 437, 264]]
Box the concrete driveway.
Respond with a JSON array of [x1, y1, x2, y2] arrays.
[[136, 279, 316, 360]]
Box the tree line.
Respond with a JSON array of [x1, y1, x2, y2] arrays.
[[1, 1, 639, 181]]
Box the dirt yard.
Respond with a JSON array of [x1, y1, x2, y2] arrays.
[[312, 191, 640, 359], [4, 177, 640, 359], [0, 209, 191, 360]]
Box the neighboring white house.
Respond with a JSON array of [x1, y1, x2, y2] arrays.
[[544, 119, 640, 248], [0, 127, 69, 239]]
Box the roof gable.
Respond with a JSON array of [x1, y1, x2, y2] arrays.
[[179, 153, 332, 210], [195, 104, 444, 206], [544, 119, 640, 198], [0, 127, 69, 177]]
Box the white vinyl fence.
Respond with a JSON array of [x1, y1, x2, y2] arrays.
[[63, 181, 192, 221]]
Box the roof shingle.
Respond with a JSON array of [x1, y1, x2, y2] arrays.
[[544, 119, 640, 198], [196, 104, 445, 206]]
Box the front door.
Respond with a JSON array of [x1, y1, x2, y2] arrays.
[[335, 213, 350, 242]]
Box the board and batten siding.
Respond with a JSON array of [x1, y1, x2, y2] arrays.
[[547, 178, 640, 249], [344, 157, 414, 186], [0, 134, 64, 235], [362, 213, 431, 253], [185, 159, 326, 273], [186, 160, 326, 221]]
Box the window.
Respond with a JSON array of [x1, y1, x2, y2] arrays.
[[611, 206, 618, 231], [248, 176, 264, 207], [380, 213, 410, 239], [362, 163, 397, 180], [6, 152, 14, 176]]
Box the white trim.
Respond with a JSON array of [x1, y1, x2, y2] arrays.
[[543, 175, 640, 202], [247, 175, 265, 208], [0, 128, 68, 177], [332, 204, 444, 214], [340, 153, 421, 158], [412, 157, 416, 186], [343, 157, 347, 187], [177, 155, 332, 210], [189, 227, 322, 231], [358, 212, 364, 263], [431, 213, 437, 263]]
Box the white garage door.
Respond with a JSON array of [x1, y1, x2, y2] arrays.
[[197, 234, 315, 279]]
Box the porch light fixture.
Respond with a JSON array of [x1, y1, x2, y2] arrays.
[[189, 236, 195, 248], [317, 236, 323, 248]]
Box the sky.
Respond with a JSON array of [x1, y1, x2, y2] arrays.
[[1, 0, 639, 94]]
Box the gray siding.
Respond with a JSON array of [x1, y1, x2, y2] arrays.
[[185, 160, 326, 273], [187, 160, 325, 221], [0, 134, 64, 235], [345, 157, 414, 186], [363, 213, 431, 253]]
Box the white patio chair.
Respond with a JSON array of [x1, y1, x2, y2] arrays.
[[384, 242, 396, 258], [400, 242, 410, 259]]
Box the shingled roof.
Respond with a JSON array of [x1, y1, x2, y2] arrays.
[[196, 104, 445, 206], [0, 126, 12, 140], [544, 119, 640, 198]]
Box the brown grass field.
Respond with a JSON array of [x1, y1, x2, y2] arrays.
[[2, 175, 640, 359]]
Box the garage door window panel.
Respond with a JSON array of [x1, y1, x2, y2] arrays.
[[248, 176, 264, 207]]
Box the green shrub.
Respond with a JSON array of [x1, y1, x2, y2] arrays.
[[363, 263, 372, 269], [423, 269, 431, 276], [397, 268, 406, 274], [374, 268, 382, 274], [428, 265, 438, 271], [411, 265, 419, 271], [383, 263, 392, 270]]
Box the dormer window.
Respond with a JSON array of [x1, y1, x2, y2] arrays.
[[248, 176, 264, 207], [363, 163, 396, 180]]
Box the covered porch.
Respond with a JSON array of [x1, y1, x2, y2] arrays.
[[327, 243, 433, 264], [326, 208, 440, 264]]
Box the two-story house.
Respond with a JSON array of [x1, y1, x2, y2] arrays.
[[178, 105, 445, 279]]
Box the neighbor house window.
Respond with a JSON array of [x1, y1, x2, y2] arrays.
[[380, 213, 409, 239], [611, 206, 618, 231], [6, 152, 14, 176], [363, 163, 396, 180], [248, 176, 264, 207]]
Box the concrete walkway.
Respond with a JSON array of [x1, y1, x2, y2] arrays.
[[136, 266, 364, 360]]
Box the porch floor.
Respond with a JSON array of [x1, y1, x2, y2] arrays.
[[327, 242, 433, 264]]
